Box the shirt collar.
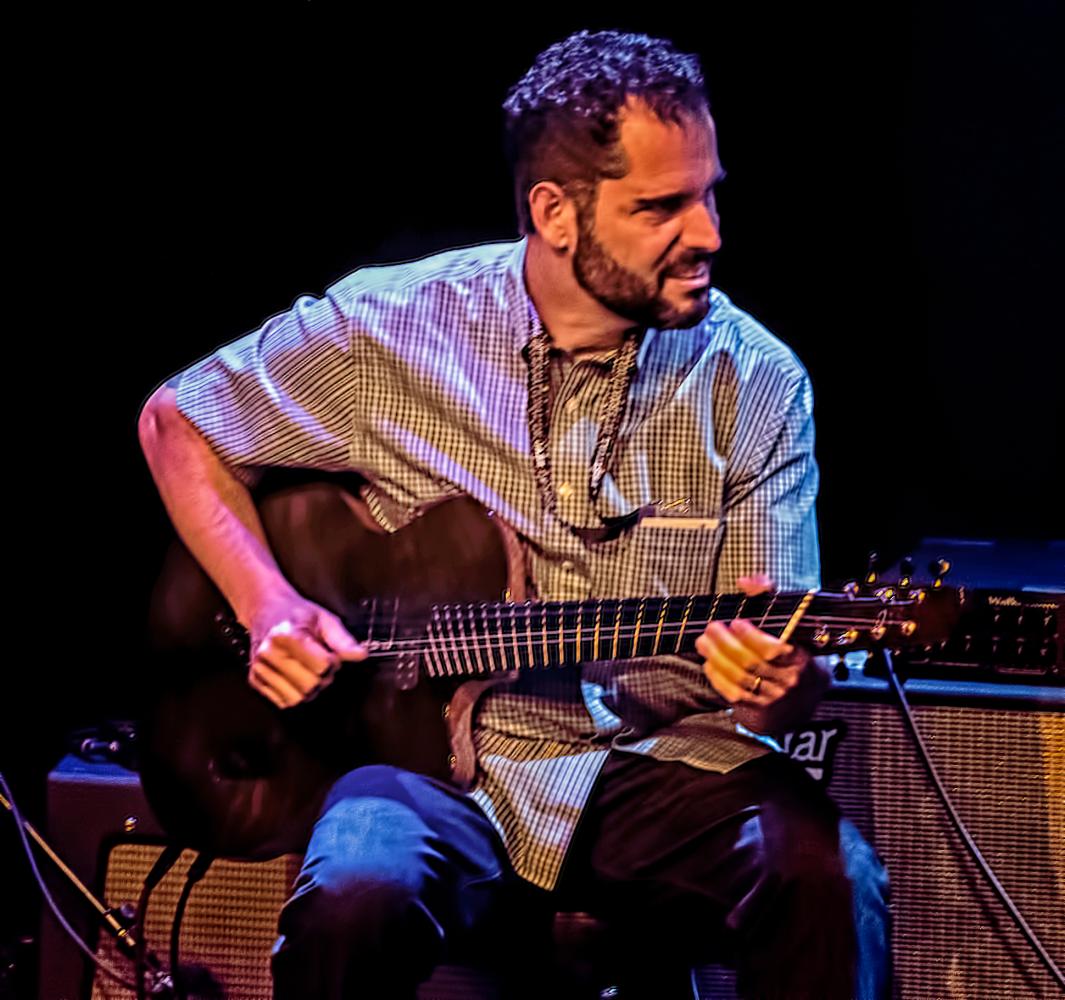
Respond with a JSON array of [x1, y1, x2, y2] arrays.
[[505, 237, 543, 356]]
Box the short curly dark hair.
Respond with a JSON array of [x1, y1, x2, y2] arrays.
[[503, 30, 709, 235]]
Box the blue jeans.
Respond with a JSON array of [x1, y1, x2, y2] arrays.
[[271, 755, 891, 999]]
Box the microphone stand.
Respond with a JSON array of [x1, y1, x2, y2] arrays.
[[0, 785, 176, 998]]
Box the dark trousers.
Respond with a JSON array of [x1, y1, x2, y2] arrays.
[[271, 752, 891, 999]]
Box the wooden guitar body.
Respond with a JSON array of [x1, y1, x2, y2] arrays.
[[141, 478, 511, 860]]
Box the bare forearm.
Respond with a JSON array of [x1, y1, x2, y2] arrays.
[[138, 385, 297, 626]]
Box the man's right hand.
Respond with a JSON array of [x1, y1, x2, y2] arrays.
[[244, 593, 367, 709]]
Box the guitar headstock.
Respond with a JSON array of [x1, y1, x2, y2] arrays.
[[799, 555, 962, 652]]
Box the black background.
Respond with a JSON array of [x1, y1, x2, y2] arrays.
[[3, 0, 1062, 978]]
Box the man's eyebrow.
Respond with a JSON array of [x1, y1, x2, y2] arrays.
[[631, 169, 729, 208]]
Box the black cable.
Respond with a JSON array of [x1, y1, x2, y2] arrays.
[[0, 771, 140, 991], [133, 844, 183, 1000], [881, 649, 1065, 992], [169, 853, 214, 1000]]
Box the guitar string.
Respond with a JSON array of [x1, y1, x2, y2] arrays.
[[350, 606, 906, 635], [356, 608, 903, 635], [357, 616, 908, 658], [354, 599, 902, 622], [352, 593, 899, 614], [357, 611, 900, 636], [358, 613, 898, 644]]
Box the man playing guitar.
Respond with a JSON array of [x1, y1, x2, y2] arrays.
[[140, 29, 890, 1000]]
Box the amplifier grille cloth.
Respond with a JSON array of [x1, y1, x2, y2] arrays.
[[739, 700, 1061, 1000], [91, 851, 301, 1000]]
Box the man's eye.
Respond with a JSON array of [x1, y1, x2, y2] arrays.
[[638, 200, 681, 216]]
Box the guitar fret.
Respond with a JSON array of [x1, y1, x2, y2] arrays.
[[491, 603, 508, 672], [760, 592, 778, 632], [676, 594, 695, 654], [559, 601, 567, 662], [427, 609, 450, 677], [540, 603, 550, 668], [524, 602, 537, 669], [464, 606, 479, 674], [509, 604, 524, 671], [476, 606, 491, 672], [441, 606, 461, 676], [631, 598, 647, 657], [556, 602, 566, 666], [652, 597, 669, 656], [470, 604, 489, 677], [439, 605, 457, 676], [451, 605, 474, 676], [593, 599, 603, 663], [434, 604, 451, 677], [588, 601, 599, 662], [574, 601, 583, 664]]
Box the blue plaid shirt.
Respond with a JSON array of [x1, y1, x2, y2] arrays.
[[176, 238, 820, 889]]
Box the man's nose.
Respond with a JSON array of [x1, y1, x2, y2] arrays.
[[685, 201, 722, 253]]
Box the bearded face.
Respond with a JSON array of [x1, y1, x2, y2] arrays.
[[568, 100, 723, 331], [572, 198, 714, 330]]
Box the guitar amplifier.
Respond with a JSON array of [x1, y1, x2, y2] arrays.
[[880, 537, 1065, 684], [41, 671, 1065, 1000], [37, 756, 295, 1000], [37, 756, 501, 1000], [747, 666, 1063, 1000]]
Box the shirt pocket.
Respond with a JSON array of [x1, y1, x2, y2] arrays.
[[608, 514, 724, 598]]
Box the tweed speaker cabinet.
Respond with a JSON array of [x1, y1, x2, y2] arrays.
[[38, 756, 502, 1000], [722, 674, 1062, 1000], [59, 837, 509, 1000]]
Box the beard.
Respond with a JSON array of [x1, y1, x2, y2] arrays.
[[571, 212, 713, 330]]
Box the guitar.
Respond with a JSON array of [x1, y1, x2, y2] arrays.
[[140, 476, 959, 860]]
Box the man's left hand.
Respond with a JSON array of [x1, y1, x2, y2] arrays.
[[694, 575, 830, 735]]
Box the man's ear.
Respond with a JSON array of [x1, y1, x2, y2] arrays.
[[527, 180, 578, 253]]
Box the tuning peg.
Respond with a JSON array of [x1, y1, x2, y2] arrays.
[[843, 581, 860, 600], [899, 556, 914, 589], [929, 558, 951, 590], [865, 551, 880, 586]]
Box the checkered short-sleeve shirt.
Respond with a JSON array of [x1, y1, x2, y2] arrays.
[[175, 238, 820, 889]]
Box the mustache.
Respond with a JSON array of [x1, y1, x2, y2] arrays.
[[661, 253, 715, 279]]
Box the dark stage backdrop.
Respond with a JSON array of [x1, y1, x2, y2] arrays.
[[4, 0, 1062, 965]]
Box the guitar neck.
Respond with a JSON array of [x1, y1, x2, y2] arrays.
[[356, 590, 874, 678]]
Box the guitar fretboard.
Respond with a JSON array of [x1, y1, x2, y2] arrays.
[[359, 592, 802, 677]]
